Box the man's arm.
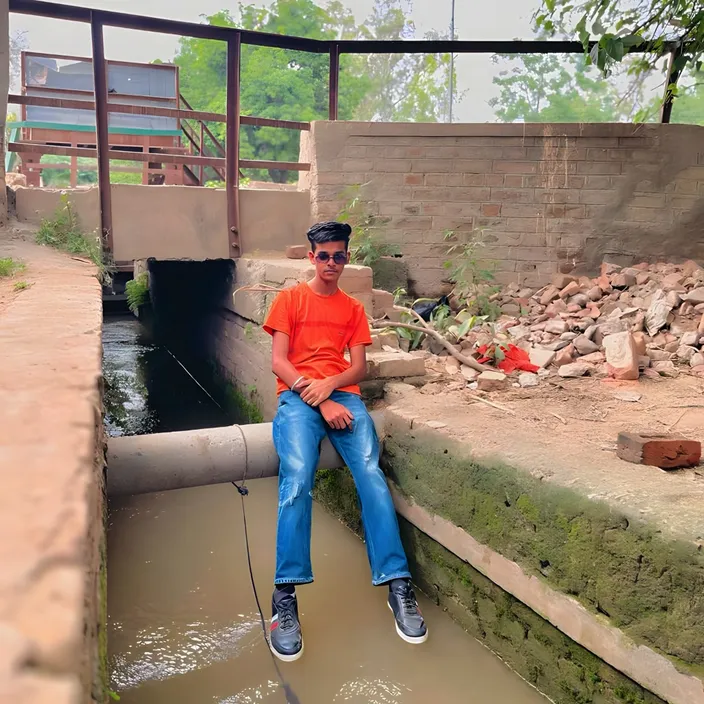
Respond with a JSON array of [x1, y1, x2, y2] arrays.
[[271, 330, 310, 392], [299, 345, 367, 407]]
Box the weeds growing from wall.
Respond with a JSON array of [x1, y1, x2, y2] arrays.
[[36, 193, 112, 284], [125, 273, 150, 313], [338, 183, 400, 267]]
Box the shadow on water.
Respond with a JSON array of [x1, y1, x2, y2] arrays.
[[103, 312, 236, 438]]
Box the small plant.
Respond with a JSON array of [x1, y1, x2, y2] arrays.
[[393, 286, 407, 305], [338, 183, 400, 267], [244, 322, 254, 340], [36, 194, 111, 284], [443, 228, 501, 319], [0, 257, 25, 277], [125, 273, 150, 313], [13, 280, 30, 291]]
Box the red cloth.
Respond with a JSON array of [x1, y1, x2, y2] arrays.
[[476, 343, 539, 374]]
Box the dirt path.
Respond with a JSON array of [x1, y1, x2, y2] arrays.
[[382, 373, 704, 544]]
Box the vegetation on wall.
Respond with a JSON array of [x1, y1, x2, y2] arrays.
[[383, 432, 704, 674], [125, 273, 150, 313], [36, 194, 111, 284], [338, 183, 400, 267]]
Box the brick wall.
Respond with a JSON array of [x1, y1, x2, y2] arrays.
[[300, 122, 704, 296]]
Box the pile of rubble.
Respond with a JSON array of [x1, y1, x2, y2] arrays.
[[377, 259, 704, 392]]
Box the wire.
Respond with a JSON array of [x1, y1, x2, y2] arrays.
[[232, 425, 301, 704], [164, 346, 225, 410], [163, 346, 300, 702]]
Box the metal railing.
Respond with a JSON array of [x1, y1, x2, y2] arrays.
[[8, 0, 670, 260]]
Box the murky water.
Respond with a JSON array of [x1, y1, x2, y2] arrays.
[[104, 315, 547, 704]]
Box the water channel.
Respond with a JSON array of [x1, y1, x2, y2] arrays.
[[104, 313, 547, 704]]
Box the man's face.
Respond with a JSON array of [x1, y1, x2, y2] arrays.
[[308, 240, 349, 284]]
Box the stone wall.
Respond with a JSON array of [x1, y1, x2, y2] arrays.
[[300, 121, 704, 296], [0, 225, 106, 703]]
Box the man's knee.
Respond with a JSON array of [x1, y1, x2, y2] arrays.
[[279, 470, 312, 509]]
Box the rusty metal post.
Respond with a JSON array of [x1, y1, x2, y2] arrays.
[[329, 43, 339, 120], [90, 13, 113, 253], [199, 121, 204, 184], [660, 45, 684, 124], [226, 33, 241, 258]]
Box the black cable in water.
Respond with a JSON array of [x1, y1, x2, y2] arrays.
[[232, 425, 301, 704], [162, 347, 301, 702]]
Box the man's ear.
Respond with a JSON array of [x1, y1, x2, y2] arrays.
[[307, 249, 316, 264]]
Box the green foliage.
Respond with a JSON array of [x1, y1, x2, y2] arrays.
[[174, 0, 455, 183], [442, 229, 501, 319], [338, 183, 400, 267], [36, 194, 111, 284], [125, 273, 150, 313], [536, 0, 704, 82], [13, 281, 30, 291], [490, 49, 643, 122], [39, 156, 142, 188], [0, 257, 25, 277], [668, 70, 704, 124]]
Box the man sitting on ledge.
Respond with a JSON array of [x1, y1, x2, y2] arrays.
[[262, 220, 428, 662]]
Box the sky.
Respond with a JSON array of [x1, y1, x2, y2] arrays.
[[9, 0, 549, 121]]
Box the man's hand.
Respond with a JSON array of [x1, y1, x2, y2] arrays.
[[292, 377, 312, 393], [300, 377, 336, 407], [319, 399, 354, 430]]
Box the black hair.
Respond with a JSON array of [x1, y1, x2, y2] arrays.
[[306, 221, 352, 251]]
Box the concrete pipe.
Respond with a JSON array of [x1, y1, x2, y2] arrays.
[[107, 411, 386, 497]]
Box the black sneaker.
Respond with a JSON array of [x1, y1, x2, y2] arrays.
[[387, 579, 428, 644], [269, 586, 304, 662]]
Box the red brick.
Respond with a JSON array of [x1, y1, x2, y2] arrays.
[[616, 432, 701, 469], [504, 174, 524, 187], [481, 203, 501, 217], [493, 161, 538, 174], [404, 174, 423, 185]]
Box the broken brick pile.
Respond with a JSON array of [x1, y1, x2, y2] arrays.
[[377, 259, 704, 393]]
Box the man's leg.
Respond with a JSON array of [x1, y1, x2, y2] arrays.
[[326, 391, 427, 644], [270, 391, 326, 661]]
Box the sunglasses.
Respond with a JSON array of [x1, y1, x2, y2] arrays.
[[314, 251, 347, 265]]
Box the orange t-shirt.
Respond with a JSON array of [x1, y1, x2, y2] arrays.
[[263, 282, 372, 396]]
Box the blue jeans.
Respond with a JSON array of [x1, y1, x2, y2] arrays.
[[272, 390, 411, 586]]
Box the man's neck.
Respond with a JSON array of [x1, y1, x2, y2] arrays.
[[308, 275, 339, 297]]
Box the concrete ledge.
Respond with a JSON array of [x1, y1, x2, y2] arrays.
[[390, 484, 704, 704], [0, 227, 105, 703]]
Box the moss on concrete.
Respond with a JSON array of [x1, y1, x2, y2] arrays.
[[223, 381, 264, 424], [313, 467, 666, 704], [381, 431, 704, 675]]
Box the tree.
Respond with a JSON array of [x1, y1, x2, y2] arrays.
[[490, 51, 640, 122], [535, 0, 703, 86], [10, 30, 28, 91], [671, 74, 704, 124], [174, 0, 454, 182], [352, 1, 454, 122]]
